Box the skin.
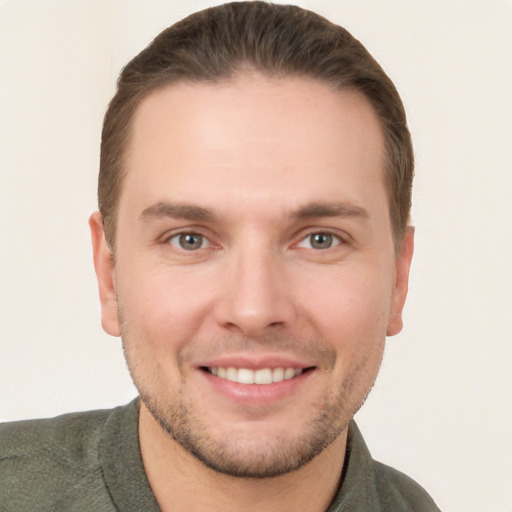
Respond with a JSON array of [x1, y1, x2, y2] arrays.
[[90, 73, 414, 512]]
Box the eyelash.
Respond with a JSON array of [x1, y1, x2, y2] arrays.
[[166, 231, 212, 251], [295, 231, 344, 250]]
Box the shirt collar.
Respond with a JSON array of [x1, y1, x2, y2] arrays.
[[99, 400, 379, 512], [100, 399, 161, 512]]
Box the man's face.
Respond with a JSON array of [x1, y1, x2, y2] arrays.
[[92, 74, 413, 477]]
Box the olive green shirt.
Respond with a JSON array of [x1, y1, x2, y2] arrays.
[[0, 399, 440, 511]]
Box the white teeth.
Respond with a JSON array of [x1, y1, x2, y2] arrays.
[[238, 368, 255, 384], [284, 368, 295, 380], [272, 367, 284, 382], [254, 368, 272, 384], [208, 366, 304, 385], [226, 367, 237, 382]]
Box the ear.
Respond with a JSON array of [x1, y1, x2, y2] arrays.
[[89, 211, 121, 337], [386, 226, 414, 336]]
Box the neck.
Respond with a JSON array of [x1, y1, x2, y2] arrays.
[[138, 402, 347, 512]]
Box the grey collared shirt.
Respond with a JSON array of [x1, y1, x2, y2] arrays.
[[1, 399, 440, 511]]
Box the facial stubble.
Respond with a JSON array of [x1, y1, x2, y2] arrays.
[[119, 310, 384, 479]]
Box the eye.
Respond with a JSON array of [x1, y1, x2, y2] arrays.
[[297, 232, 342, 250], [168, 233, 208, 251]]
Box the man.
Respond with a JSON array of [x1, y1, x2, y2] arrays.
[[0, 2, 440, 511]]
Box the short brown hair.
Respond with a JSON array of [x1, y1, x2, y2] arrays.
[[99, 1, 413, 249]]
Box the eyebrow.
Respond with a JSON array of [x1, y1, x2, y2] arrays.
[[138, 200, 369, 224], [139, 202, 214, 222], [293, 201, 370, 221]]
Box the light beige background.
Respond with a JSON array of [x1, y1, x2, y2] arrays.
[[1, 1, 511, 511]]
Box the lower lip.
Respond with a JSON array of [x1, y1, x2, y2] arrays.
[[197, 368, 315, 405]]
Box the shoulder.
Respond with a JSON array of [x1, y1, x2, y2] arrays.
[[372, 460, 441, 512], [0, 408, 115, 512], [332, 422, 441, 512], [1, 407, 111, 456], [0, 407, 111, 472]]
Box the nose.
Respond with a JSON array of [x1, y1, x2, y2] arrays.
[[213, 244, 297, 337]]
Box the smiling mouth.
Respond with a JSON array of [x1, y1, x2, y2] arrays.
[[201, 366, 315, 385]]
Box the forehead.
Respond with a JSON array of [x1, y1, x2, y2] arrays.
[[121, 74, 387, 221]]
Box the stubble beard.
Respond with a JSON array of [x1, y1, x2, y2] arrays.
[[120, 320, 383, 479], [139, 387, 348, 478]]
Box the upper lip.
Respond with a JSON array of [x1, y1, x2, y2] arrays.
[[196, 354, 315, 370]]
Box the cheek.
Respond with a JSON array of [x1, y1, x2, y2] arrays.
[[297, 265, 393, 343], [116, 263, 216, 340]]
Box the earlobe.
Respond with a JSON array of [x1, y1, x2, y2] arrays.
[[89, 211, 121, 337], [386, 226, 415, 337]]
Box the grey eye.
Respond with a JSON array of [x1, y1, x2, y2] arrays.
[[169, 233, 206, 251], [297, 232, 341, 250], [310, 233, 333, 249]]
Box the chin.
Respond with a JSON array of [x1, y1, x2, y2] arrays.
[[139, 388, 353, 479]]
